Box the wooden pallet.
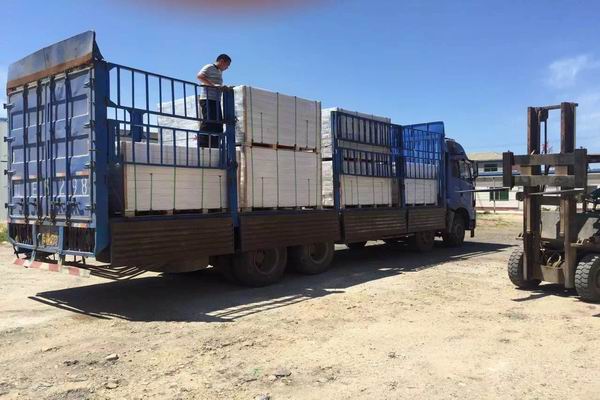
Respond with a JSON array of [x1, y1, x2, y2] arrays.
[[240, 205, 324, 212], [246, 141, 320, 153]]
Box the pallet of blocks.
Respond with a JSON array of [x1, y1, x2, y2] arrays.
[[120, 140, 226, 214], [402, 161, 439, 206], [321, 108, 394, 208], [237, 145, 321, 209], [149, 87, 322, 211], [234, 86, 322, 210], [234, 85, 321, 150]]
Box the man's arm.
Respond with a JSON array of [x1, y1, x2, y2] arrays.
[[197, 71, 217, 87]]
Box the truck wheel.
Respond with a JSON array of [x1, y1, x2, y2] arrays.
[[409, 231, 435, 252], [507, 248, 540, 289], [289, 242, 335, 275], [233, 247, 287, 287], [575, 254, 600, 303], [347, 241, 367, 250], [443, 216, 465, 247]]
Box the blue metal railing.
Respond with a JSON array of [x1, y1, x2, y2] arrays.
[[330, 111, 445, 209], [331, 111, 395, 209], [105, 62, 232, 170], [400, 124, 445, 205]]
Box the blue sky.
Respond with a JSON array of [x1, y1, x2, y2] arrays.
[[1, 0, 599, 153]]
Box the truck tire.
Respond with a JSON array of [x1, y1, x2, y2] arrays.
[[575, 254, 600, 303], [233, 247, 287, 287], [409, 231, 435, 252], [507, 248, 540, 289], [347, 241, 367, 250], [289, 242, 335, 275], [443, 216, 465, 247]]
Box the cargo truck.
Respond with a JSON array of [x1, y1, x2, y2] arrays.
[[4, 32, 476, 286]]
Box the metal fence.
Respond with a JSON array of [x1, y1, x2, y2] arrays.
[[331, 111, 445, 208], [106, 62, 232, 169]]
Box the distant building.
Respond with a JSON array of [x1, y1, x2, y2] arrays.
[[469, 151, 600, 211]]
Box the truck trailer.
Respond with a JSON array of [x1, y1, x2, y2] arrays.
[[4, 32, 477, 286]]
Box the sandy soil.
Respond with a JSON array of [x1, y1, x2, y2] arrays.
[[0, 213, 599, 400]]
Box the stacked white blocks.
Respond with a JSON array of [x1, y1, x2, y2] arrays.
[[403, 161, 439, 205], [123, 86, 322, 213], [234, 86, 322, 209], [121, 141, 225, 212]]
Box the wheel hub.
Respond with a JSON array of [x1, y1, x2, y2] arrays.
[[308, 243, 327, 263], [253, 251, 266, 267], [251, 249, 278, 275]]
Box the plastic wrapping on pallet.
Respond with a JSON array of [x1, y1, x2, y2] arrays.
[[157, 95, 202, 129], [234, 86, 321, 150], [238, 146, 321, 209], [321, 108, 391, 158], [157, 96, 205, 149]]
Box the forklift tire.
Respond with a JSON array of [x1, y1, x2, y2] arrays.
[[409, 231, 435, 252], [347, 241, 367, 250], [289, 242, 335, 275], [443, 216, 466, 247], [507, 248, 540, 289], [575, 254, 600, 303], [233, 247, 287, 287]]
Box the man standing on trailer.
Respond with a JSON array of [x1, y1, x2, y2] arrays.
[[197, 54, 231, 146]]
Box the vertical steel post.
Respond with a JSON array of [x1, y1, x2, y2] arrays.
[[332, 112, 341, 211], [223, 88, 239, 227], [93, 60, 110, 257], [523, 107, 541, 281], [560, 102, 577, 288]]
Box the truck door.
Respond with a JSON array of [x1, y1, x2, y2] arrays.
[[7, 68, 94, 225], [448, 158, 475, 221]]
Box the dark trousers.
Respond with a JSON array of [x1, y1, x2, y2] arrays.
[[199, 99, 222, 148]]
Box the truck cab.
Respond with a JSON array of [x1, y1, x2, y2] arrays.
[[445, 138, 476, 240]]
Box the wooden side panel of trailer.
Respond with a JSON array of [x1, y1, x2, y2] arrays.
[[341, 208, 408, 243], [407, 207, 447, 232], [110, 215, 234, 267], [239, 210, 340, 252]]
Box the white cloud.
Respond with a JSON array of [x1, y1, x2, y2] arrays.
[[545, 54, 600, 89]]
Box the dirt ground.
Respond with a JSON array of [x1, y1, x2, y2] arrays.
[[0, 213, 599, 400]]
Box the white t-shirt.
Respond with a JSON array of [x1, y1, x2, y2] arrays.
[[198, 63, 223, 101]]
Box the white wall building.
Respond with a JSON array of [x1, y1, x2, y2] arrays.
[[469, 152, 600, 212]]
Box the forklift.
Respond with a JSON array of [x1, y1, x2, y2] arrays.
[[503, 102, 600, 302]]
